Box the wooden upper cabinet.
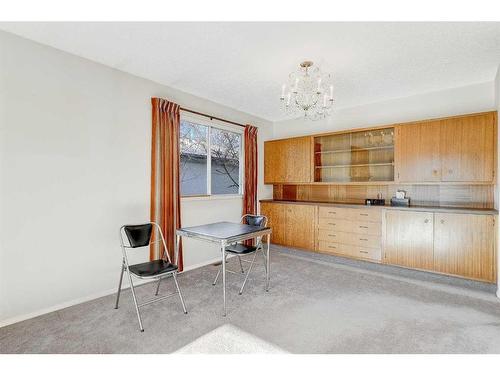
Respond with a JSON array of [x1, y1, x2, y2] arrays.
[[284, 203, 316, 250], [396, 112, 496, 183], [264, 137, 312, 184], [434, 213, 496, 282], [396, 121, 441, 182], [440, 113, 495, 182], [384, 210, 434, 270]]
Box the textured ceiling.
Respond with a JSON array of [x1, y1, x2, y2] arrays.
[[1, 22, 500, 121]]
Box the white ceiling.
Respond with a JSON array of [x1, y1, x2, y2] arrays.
[[1, 22, 500, 121]]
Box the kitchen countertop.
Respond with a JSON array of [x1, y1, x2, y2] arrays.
[[259, 199, 498, 215]]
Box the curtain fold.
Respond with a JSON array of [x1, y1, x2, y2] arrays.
[[243, 125, 258, 220], [150, 97, 183, 271]]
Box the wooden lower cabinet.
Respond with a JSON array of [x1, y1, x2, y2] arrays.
[[434, 213, 496, 282], [384, 210, 496, 282], [384, 210, 434, 270], [284, 204, 316, 250], [260, 202, 286, 245], [260, 202, 315, 251]]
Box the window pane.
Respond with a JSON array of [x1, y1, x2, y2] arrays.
[[180, 120, 208, 196], [210, 128, 241, 195]]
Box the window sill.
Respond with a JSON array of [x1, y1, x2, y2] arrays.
[[181, 194, 243, 202]]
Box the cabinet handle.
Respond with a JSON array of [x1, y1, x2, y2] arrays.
[[360, 213, 369, 216], [441, 219, 445, 224], [328, 234, 336, 237], [359, 250, 369, 254], [359, 238, 368, 241], [424, 219, 429, 224], [359, 225, 368, 228], [328, 245, 336, 249], [448, 169, 453, 174], [328, 223, 336, 226], [329, 211, 337, 214], [432, 169, 438, 175]]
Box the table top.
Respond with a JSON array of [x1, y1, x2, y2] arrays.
[[177, 221, 271, 241]]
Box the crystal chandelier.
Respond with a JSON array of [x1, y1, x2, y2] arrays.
[[280, 60, 334, 121]]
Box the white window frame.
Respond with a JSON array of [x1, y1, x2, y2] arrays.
[[180, 112, 244, 200]]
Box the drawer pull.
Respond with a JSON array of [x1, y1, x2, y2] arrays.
[[328, 245, 336, 249], [359, 250, 369, 254], [329, 211, 337, 214], [359, 225, 368, 228], [359, 238, 368, 241], [328, 234, 336, 237], [360, 213, 369, 216], [328, 223, 336, 226]]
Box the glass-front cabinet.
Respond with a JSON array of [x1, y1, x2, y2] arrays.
[[314, 127, 395, 182]]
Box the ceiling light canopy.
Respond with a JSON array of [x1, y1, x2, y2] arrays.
[[280, 60, 334, 121]]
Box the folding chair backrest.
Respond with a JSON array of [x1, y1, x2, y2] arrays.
[[124, 224, 153, 248], [243, 215, 267, 227]]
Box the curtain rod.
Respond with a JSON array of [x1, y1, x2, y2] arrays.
[[180, 107, 246, 128]]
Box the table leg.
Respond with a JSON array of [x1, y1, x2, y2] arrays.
[[266, 234, 270, 292], [221, 240, 227, 316], [175, 234, 180, 265]]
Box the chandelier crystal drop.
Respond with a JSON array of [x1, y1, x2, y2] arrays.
[[280, 60, 334, 121]]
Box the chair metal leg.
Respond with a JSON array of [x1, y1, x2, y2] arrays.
[[238, 255, 244, 273], [239, 251, 258, 295], [155, 277, 162, 296], [114, 262, 125, 309], [212, 268, 221, 286], [172, 272, 188, 314], [126, 269, 144, 332]]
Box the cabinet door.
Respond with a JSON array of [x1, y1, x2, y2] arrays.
[[440, 113, 495, 182], [260, 202, 286, 245], [284, 204, 316, 250], [264, 137, 312, 184], [264, 141, 285, 184], [434, 213, 496, 282], [285, 137, 312, 183], [384, 210, 434, 270], [396, 121, 441, 182]]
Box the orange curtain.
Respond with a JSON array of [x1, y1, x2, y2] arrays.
[[150, 97, 183, 271], [243, 125, 258, 218]]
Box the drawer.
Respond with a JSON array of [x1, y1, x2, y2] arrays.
[[318, 206, 381, 222], [317, 241, 381, 261], [346, 208, 382, 223], [318, 218, 381, 235], [318, 206, 351, 219], [318, 229, 381, 248]]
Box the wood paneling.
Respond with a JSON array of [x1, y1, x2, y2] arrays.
[[384, 210, 434, 270], [274, 183, 494, 209], [434, 213, 496, 282], [396, 121, 441, 182], [440, 113, 495, 182]]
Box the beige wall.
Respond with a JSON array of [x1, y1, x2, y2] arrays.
[[0, 30, 273, 326]]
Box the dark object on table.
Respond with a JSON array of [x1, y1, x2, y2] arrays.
[[391, 197, 411, 207], [365, 198, 386, 206]]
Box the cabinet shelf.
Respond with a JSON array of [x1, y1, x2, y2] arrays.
[[315, 145, 394, 154], [315, 162, 394, 169]]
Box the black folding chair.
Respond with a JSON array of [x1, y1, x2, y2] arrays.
[[115, 222, 187, 332], [212, 214, 268, 295]]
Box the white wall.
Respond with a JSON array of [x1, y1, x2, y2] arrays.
[[273, 82, 495, 139], [0, 30, 272, 326]]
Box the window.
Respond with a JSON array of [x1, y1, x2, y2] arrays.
[[180, 116, 243, 197]]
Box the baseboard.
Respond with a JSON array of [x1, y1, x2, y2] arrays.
[[0, 258, 220, 328]]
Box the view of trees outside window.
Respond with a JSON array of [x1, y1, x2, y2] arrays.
[[179, 119, 241, 196]]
